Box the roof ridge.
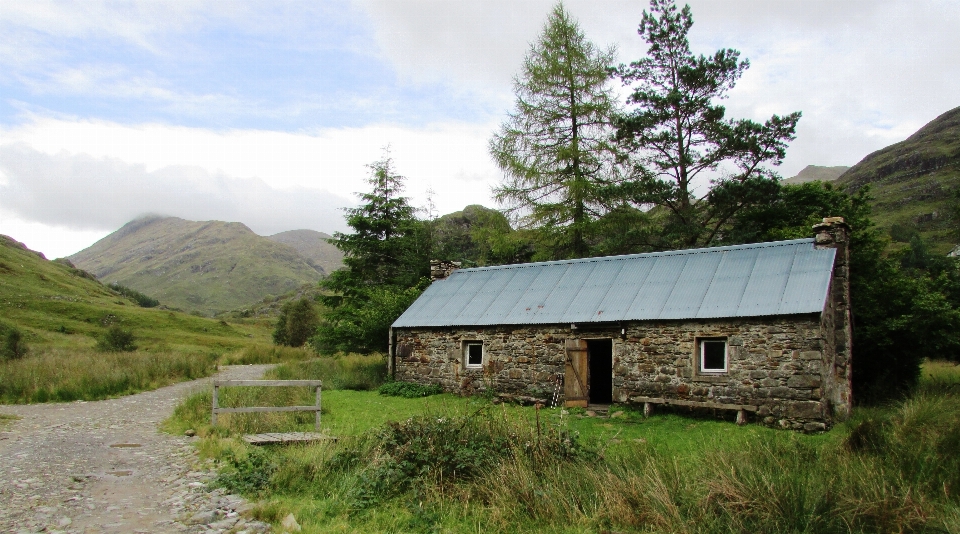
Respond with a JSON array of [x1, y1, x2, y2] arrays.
[[454, 238, 815, 273]]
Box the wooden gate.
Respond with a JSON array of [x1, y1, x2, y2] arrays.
[[564, 338, 588, 407]]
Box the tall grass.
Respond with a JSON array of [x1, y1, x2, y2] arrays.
[[267, 353, 387, 391], [218, 344, 317, 365], [166, 353, 388, 437], [0, 347, 216, 403], [170, 359, 960, 532]]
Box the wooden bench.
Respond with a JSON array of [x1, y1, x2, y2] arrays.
[[212, 379, 333, 445]]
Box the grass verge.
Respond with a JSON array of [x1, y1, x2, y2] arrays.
[[167, 359, 960, 533], [0, 347, 217, 403]]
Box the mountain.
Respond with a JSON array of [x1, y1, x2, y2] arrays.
[[69, 216, 326, 315], [266, 229, 343, 275], [783, 165, 850, 185], [836, 105, 960, 252], [0, 234, 259, 351]]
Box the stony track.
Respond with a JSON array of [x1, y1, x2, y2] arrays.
[[0, 365, 274, 534]]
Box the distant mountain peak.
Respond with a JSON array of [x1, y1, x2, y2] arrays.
[[783, 165, 850, 185], [69, 217, 336, 315]]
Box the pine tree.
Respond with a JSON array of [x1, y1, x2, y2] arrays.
[[314, 149, 429, 354], [322, 150, 429, 298], [615, 0, 801, 248]]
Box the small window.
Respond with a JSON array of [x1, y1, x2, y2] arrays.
[[700, 339, 727, 373], [464, 341, 483, 368]]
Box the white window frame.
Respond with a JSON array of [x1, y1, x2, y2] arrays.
[[463, 341, 484, 369], [699, 338, 728, 373]]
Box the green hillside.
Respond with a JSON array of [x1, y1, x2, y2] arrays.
[[837, 105, 960, 253], [266, 229, 344, 275], [0, 234, 269, 353], [69, 216, 326, 315]]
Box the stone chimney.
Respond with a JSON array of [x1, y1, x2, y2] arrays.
[[430, 260, 461, 282], [812, 217, 852, 420], [813, 216, 849, 250]]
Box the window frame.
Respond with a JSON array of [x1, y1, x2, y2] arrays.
[[463, 340, 484, 369], [698, 338, 728, 374]]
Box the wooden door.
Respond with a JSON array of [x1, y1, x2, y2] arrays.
[[564, 338, 588, 407]]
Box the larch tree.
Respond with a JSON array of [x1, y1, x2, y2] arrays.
[[490, 3, 620, 260], [614, 0, 801, 248]]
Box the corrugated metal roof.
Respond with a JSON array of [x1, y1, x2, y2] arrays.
[[393, 238, 836, 328]]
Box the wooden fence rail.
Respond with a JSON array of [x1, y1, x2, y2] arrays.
[[212, 379, 323, 431]]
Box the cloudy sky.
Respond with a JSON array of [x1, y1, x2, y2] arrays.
[[1, 0, 958, 259]]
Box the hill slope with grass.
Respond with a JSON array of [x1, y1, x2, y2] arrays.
[[69, 216, 326, 315], [837, 105, 960, 252], [265, 229, 343, 275], [0, 233, 277, 403], [0, 233, 266, 353]]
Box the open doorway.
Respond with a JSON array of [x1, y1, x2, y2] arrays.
[[587, 339, 613, 405]]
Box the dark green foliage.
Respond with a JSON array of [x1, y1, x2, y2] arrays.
[[613, 0, 800, 249], [723, 181, 871, 244], [322, 151, 429, 296], [491, 4, 620, 260], [215, 446, 277, 495], [0, 323, 28, 360], [96, 325, 137, 352], [430, 205, 534, 266], [730, 181, 960, 402], [272, 298, 319, 347], [107, 282, 159, 308], [312, 285, 422, 355], [317, 151, 430, 354], [326, 409, 591, 508], [377, 381, 443, 398]]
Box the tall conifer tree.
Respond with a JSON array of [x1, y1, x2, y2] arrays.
[[615, 0, 801, 248], [490, 3, 619, 260]]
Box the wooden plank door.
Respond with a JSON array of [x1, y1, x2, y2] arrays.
[[564, 338, 588, 407]]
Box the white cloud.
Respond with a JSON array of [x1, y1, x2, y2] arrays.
[[354, 0, 640, 91], [0, 213, 109, 260], [0, 116, 504, 256], [0, 144, 353, 235], [356, 0, 960, 177]]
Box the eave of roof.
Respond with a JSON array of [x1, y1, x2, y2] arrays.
[[393, 238, 835, 328]]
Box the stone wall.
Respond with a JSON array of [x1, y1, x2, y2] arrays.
[[394, 313, 843, 429], [814, 218, 853, 417]]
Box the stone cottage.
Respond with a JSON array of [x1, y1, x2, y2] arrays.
[[390, 218, 852, 429]]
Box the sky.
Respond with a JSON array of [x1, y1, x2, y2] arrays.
[[1, 0, 958, 259]]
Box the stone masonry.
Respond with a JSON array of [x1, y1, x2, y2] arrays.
[[395, 313, 840, 430], [394, 218, 853, 431]]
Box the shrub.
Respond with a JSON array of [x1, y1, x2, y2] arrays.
[[96, 325, 137, 352], [312, 285, 423, 354], [327, 408, 591, 508], [273, 298, 319, 347], [107, 282, 160, 308], [215, 445, 277, 495], [1, 327, 28, 360], [378, 380, 443, 398]]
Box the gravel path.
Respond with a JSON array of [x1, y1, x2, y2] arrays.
[[0, 365, 275, 534]]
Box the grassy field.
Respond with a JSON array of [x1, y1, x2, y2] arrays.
[[0, 234, 291, 403], [166, 357, 960, 533]]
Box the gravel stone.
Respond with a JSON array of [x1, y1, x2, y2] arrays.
[[0, 365, 274, 533]]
